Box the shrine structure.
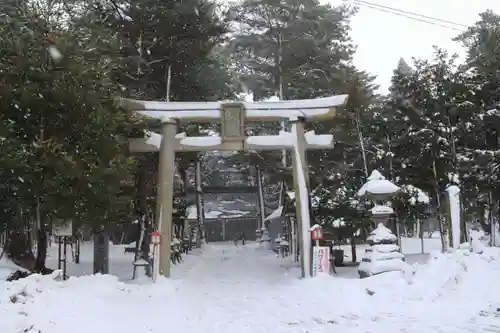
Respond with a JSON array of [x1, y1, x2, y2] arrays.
[[120, 95, 348, 278]]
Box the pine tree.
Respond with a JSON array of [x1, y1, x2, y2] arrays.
[[228, 0, 355, 100], [0, 1, 140, 272], [453, 11, 500, 236]]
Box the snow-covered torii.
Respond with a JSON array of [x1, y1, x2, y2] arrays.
[[120, 95, 348, 279]]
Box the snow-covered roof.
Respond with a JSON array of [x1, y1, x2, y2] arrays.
[[367, 223, 397, 243], [358, 174, 400, 197], [309, 224, 321, 231], [186, 207, 251, 220], [186, 194, 256, 220], [265, 206, 284, 221]]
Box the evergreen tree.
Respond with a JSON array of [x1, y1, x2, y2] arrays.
[[228, 0, 355, 100], [453, 11, 500, 234], [88, 0, 235, 102], [0, 1, 140, 272]]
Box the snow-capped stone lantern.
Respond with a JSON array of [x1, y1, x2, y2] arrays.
[[357, 170, 407, 278], [357, 170, 400, 227], [358, 223, 409, 278]]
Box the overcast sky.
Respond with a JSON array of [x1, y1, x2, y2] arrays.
[[332, 0, 500, 92]]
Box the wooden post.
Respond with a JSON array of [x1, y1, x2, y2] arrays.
[[195, 157, 205, 247], [291, 217, 297, 262], [157, 119, 177, 277], [290, 117, 311, 278], [256, 165, 266, 230], [93, 230, 109, 274]]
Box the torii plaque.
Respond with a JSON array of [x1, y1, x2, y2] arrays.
[[120, 95, 348, 279]]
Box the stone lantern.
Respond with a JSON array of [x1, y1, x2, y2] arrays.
[[357, 170, 400, 227], [357, 170, 408, 278]]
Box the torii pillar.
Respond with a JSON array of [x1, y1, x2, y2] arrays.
[[155, 119, 177, 278], [290, 117, 311, 277]]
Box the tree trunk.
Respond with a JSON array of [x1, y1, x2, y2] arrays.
[[432, 160, 447, 252], [33, 222, 48, 273], [179, 221, 185, 239], [350, 237, 357, 263], [195, 158, 205, 247], [135, 157, 153, 276], [74, 238, 81, 264], [5, 230, 36, 271], [140, 212, 153, 277]]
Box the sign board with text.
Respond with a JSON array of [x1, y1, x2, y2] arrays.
[[312, 246, 330, 276], [54, 220, 73, 237], [221, 103, 245, 141]]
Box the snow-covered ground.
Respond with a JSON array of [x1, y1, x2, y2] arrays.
[[1, 241, 500, 333], [339, 236, 442, 262], [0, 236, 442, 281]]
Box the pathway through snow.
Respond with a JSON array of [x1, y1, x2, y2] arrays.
[[1, 243, 500, 333]]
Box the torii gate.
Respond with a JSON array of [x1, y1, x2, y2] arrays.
[[120, 95, 348, 278]]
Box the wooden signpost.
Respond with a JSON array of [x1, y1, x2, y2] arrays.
[[120, 95, 348, 279], [310, 224, 324, 247], [151, 231, 161, 282], [310, 224, 330, 276]]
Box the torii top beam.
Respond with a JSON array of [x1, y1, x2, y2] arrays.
[[118, 95, 348, 122]]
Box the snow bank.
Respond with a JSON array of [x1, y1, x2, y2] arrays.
[[0, 272, 182, 333], [355, 247, 500, 329], [407, 247, 500, 301], [1, 243, 500, 333], [276, 247, 500, 329]]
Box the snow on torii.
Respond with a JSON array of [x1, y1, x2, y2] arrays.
[[120, 95, 347, 122], [123, 95, 348, 152], [120, 94, 349, 279]]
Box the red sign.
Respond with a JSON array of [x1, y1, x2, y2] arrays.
[[151, 231, 161, 245], [311, 226, 323, 240]]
